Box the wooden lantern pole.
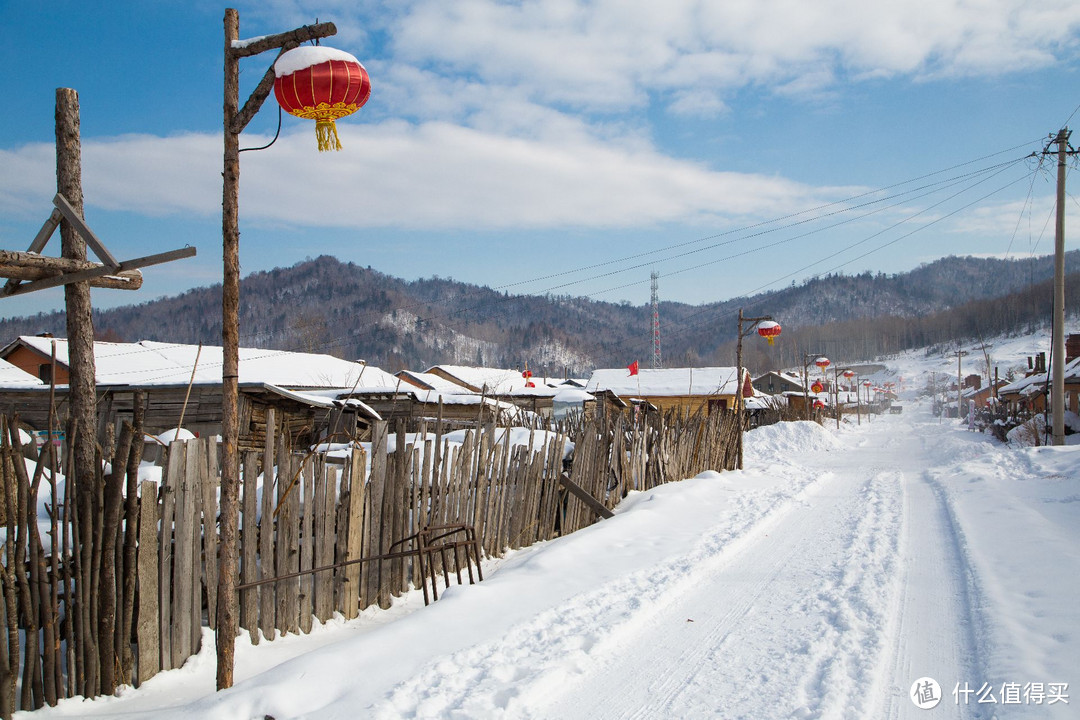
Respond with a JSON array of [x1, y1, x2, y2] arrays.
[[218, 8, 337, 690], [735, 308, 772, 470]]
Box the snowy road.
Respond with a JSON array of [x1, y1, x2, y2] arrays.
[[360, 406, 1054, 720], [536, 413, 985, 720], [30, 400, 1079, 720]]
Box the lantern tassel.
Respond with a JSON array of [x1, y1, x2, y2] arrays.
[[315, 119, 343, 152]]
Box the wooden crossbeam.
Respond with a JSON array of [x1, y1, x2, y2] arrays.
[[559, 472, 615, 520], [0, 250, 143, 291], [0, 246, 196, 297]]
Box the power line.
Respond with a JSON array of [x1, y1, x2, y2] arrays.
[[221, 140, 1047, 361], [256, 152, 1035, 355], [241, 144, 1041, 347], [658, 162, 1040, 344]]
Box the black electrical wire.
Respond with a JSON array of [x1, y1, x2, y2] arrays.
[[239, 104, 283, 153]]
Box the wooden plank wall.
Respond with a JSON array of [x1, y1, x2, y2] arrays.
[[0, 405, 739, 716]]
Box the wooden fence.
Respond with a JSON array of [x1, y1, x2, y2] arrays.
[[0, 405, 739, 716]]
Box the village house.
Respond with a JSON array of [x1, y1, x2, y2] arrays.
[[751, 370, 804, 396], [0, 335, 395, 451], [421, 364, 572, 419], [335, 385, 526, 430], [585, 366, 751, 417]]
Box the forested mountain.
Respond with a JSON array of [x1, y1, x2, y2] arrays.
[[1, 252, 1077, 375]]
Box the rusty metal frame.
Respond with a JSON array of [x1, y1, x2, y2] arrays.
[[235, 523, 484, 607]]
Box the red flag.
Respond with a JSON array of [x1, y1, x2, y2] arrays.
[[628, 360, 639, 376]]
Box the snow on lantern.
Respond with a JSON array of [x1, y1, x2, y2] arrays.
[[843, 370, 855, 379], [274, 46, 371, 152], [757, 320, 781, 346], [814, 357, 830, 373]]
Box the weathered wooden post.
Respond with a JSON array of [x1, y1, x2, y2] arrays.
[[735, 309, 775, 470], [218, 8, 339, 689], [54, 87, 102, 699]]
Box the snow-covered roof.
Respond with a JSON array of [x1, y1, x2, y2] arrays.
[[425, 364, 541, 394], [754, 370, 802, 384], [0, 358, 42, 387], [396, 370, 475, 394], [586, 367, 745, 397], [553, 387, 594, 403], [998, 357, 1080, 397], [6, 336, 398, 389], [340, 386, 521, 412]]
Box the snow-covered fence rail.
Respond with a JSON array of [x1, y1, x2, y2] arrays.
[[0, 404, 739, 715]]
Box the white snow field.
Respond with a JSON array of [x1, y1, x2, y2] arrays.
[[24, 372, 1079, 718]]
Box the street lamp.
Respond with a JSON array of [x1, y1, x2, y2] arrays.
[[736, 308, 778, 470]]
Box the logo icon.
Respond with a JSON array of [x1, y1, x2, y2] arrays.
[[911, 677, 942, 709]]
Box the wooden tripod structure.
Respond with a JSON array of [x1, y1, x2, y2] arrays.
[[0, 87, 196, 701], [0, 192, 195, 298]]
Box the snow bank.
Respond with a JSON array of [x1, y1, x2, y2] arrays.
[[744, 419, 842, 458]]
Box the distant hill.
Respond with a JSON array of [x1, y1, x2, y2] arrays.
[[1, 252, 1077, 374]]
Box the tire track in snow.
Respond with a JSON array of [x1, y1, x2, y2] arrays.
[[870, 469, 989, 720], [860, 417, 993, 720], [538, 466, 906, 720], [789, 467, 905, 719]]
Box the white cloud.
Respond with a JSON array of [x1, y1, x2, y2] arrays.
[[667, 90, 729, 118], [0, 121, 830, 232], [364, 0, 1080, 117]]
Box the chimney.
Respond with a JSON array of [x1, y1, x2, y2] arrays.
[[1067, 333, 1080, 364]]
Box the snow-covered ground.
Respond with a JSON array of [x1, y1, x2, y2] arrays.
[[20, 337, 1079, 719]]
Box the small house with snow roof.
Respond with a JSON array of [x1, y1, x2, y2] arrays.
[[421, 364, 569, 419], [751, 370, 804, 396], [585, 366, 752, 418]]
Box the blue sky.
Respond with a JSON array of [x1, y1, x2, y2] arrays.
[[1, 0, 1079, 322]]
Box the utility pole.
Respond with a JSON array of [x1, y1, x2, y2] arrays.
[[1051, 127, 1070, 446], [954, 348, 967, 421], [650, 271, 662, 369]]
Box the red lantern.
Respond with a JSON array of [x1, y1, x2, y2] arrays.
[[757, 320, 781, 346], [843, 370, 855, 379], [811, 381, 823, 394], [815, 357, 830, 372], [274, 46, 371, 152]]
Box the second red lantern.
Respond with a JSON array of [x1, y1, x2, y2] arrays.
[[757, 320, 781, 346]]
